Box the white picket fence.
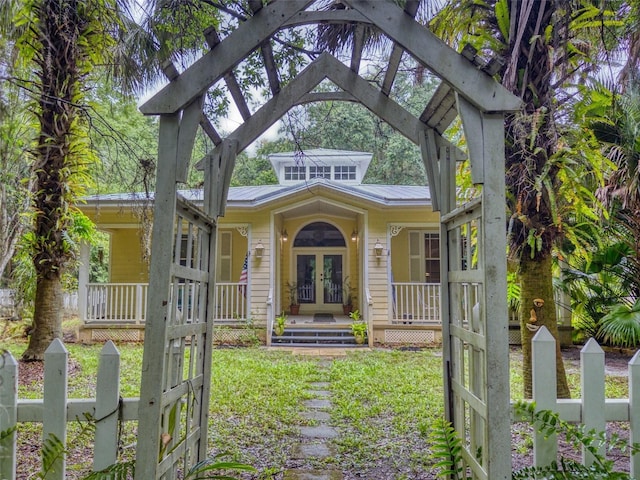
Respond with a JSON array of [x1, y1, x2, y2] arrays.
[[0, 339, 138, 480], [1, 330, 640, 478], [517, 326, 640, 476]]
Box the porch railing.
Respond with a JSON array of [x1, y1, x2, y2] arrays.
[[214, 282, 248, 321], [391, 282, 441, 324], [84, 282, 247, 324], [86, 283, 147, 323]]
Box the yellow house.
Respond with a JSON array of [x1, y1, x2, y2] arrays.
[[78, 148, 444, 346]]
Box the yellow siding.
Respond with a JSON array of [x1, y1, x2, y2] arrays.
[[110, 229, 148, 283], [81, 190, 438, 327]]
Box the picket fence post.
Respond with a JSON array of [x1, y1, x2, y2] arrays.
[[94, 340, 120, 471], [0, 351, 18, 480], [581, 338, 605, 465], [43, 339, 68, 480], [531, 327, 557, 467], [630, 351, 640, 477]]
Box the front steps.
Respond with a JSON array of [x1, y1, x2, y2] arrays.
[[271, 326, 366, 347]]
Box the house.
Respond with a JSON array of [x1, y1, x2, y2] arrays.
[[77, 148, 450, 346]]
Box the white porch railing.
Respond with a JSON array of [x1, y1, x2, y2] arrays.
[[214, 282, 248, 321], [85, 283, 148, 323], [391, 282, 441, 324], [84, 282, 248, 324]]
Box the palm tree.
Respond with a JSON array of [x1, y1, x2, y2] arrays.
[[432, 0, 634, 398]]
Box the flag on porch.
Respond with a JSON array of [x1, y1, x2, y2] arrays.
[[238, 252, 248, 296]]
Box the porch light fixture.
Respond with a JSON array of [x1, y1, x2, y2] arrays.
[[374, 239, 384, 258], [282, 229, 288, 242], [351, 230, 358, 242], [254, 240, 264, 259]]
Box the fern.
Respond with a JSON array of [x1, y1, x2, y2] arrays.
[[513, 401, 640, 479], [39, 433, 67, 479], [185, 453, 256, 479], [429, 417, 468, 480], [82, 461, 135, 480]]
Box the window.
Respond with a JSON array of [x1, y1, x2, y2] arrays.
[[334, 165, 356, 180], [309, 166, 331, 179], [218, 231, 231, 282], [409, 231, 440, 283], [424, 233, 440, 283], [284, 166, 306, 181]]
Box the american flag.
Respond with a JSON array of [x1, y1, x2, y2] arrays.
[[238, 252, 248, 296]]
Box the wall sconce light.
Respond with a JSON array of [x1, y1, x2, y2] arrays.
[[282, 229, 288, 242], [374, 239, 384, 258], [254, 240, 264, 259], [351, 230, 358, 242]]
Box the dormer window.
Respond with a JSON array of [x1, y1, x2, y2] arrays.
[[270, 149, 371, 185], [334, 165, 356, 181], [284, 166, 306, 181], [309, 166, 331, 179]]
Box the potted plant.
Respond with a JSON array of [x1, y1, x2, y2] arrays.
[[342, 277, 354, 315], [286, 282, 300, 315], [274, 311, 286, 336], [349, 310, 367, 344]]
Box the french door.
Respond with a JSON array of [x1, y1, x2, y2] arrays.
[[295, 250, 344, 312]]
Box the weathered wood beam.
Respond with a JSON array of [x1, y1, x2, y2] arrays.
[[198, 53, 463, 169], [200, 116, 222, 145], [200, 53, 332, 165], [161, 48, 223, 146], [420, 128, 441, 212], [320, 53, 464, 157], [350, 23, 365, 73], [140, 0, 312, 114], [297, 91, 357, 105], [283, 9, 371, 27], [457, 93, 486, 184], [344, 0, 522, 113], [250, 0, 281, 96], [381, 0, 419, 96], [217, 139, 239, 217], [203, 26, 252, 121], [175, 96, 204, 183]]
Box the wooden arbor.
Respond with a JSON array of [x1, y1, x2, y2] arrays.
[[135, 2, 522, 479]]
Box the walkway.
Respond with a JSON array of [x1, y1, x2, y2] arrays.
[[282, 352, 347, 480]]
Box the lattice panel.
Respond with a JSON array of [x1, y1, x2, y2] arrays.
[[444, 198, 490, 479], [384, 329, 435, 344], [91, 328, 142, 342], [509, 328, 522, 345], [156, 199, 212, 478]]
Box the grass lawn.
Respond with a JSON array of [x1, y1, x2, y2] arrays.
[[0, 333, 634, 479]]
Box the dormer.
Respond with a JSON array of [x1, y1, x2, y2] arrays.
[[269, 148, 372, 186]]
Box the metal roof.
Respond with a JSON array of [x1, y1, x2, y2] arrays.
[[81, 180, 431, 209]]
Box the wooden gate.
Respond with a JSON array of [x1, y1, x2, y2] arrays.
[[134, 3, 520, 478], [438, 113, 511, 479]]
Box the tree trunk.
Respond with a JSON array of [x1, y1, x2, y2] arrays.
[[22, 274, 63, 361], [519, 254, 570, 399]]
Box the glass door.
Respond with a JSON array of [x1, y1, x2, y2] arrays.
[[296, 252, 343, 311]]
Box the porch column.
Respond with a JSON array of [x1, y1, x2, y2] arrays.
[[78, 240, 90, 322]]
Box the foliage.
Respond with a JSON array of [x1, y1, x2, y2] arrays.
[[275, 312, 286, 329], [512, 401, 640, 479], [280, 71, 437, 185], [350, 310, 366, 339], [429, 417, 466, 480], [342, 276, 354, 306], [286, 281, 298, 306], [10, 210, 98, 317]]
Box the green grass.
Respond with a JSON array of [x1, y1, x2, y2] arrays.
[[0, 337, 634, 478]]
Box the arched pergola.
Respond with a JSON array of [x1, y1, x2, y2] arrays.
[[134, 2, 522, 479]]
